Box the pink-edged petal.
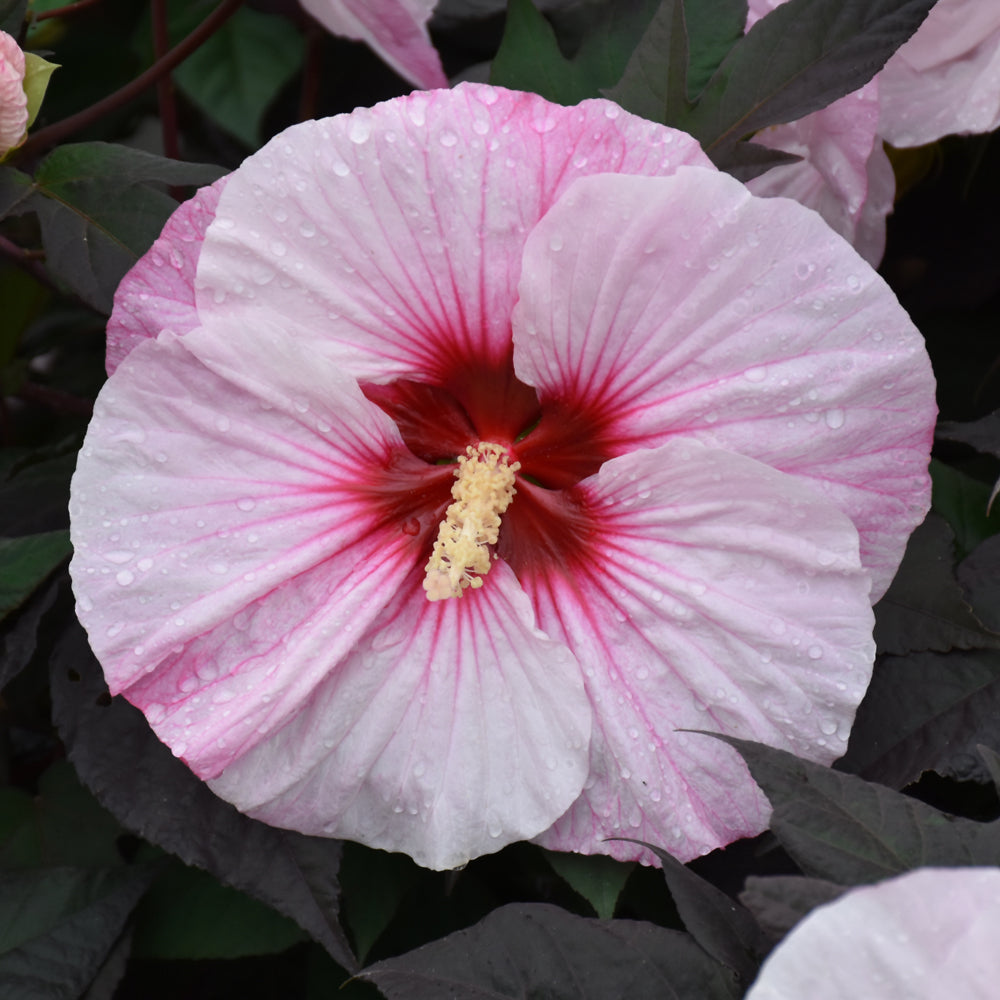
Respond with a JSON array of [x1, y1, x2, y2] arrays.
[[879, 0, 1000, 147], [746, 868, 1000, 999], [0, 30, 27, 158], [512, 168, 935, 600], [208, 560, 591, 871], [299, 0, 446, 90], [106, 178, 226, 375], [526, 439, 874, 863], [70, 319, 441, 780], [747, 82, 894, 266], [193, 82, 711, 383]]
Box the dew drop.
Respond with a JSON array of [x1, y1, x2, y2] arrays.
[[824, 408, 846, 430], [348, 118, 371, 144], [116, 570, 134, 586], [236, 497, 256, 512], [743, 365, 767, 382], [548, 234, 564, 252], [438, 129, 458, 147], [215, 415, 231, 433]]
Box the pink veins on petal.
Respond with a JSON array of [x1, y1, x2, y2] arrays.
[[73, 84, 936, 870]]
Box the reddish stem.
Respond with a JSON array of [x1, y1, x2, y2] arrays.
[[15, 0, 245, 164], [152, 0, 181, 163], [34, 0, 103, 21]]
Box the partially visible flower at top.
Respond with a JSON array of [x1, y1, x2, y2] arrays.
[[0, 29, 58, 160], [75, 85, 935, 870], [300, 0, 446, 89], [743, 0, 894, 266], [745, 868, 1000, 999], [0, 29, 28, 158], [878, 0, 1000, 147]]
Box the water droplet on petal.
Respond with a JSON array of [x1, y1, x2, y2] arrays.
[[824, 408, 846, 429], [236, 498, 256, 512], [116, 570, 134, 586]]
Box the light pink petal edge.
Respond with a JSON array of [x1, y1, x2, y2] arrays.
[[299, 0, 446, 89], [210, 561, 592, 871], [746, 867, 1000, 999], [529, 439, 874, 863], [747, 82, 894, 267], [192, 82, 712, 384], [512, 167, 936, 601], [106, 178, 226, 376], [71, 319, 429, 779]]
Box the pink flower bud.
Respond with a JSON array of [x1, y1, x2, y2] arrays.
[[0, 29, 28, 158]]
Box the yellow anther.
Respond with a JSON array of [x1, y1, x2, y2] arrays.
[[423, 442, 520, 601]]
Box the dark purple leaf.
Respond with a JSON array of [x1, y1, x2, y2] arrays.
[[362, 903, 743, 1000], [48, 607, 356, 971]]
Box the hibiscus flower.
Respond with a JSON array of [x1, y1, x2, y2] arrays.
[[0, 29, 28, 158], [71, 84, 935, 870], [745, 868, 1000, 999]]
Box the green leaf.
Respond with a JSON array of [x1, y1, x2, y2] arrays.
[[131, 863, 305, 960], [0, 762, 126, 869], [683, 0, 747, 98], [612, 839, 764, 983], [490, 0, 578, 103], [713, 736, 1000, 883], [544, 850, 634, 921], [10, 143, 224, 312], [931, 459, 1000, 558], [676, 0, 937, 157], [0, 529, 70, 623], [0, 865, 158, 1000], [0, 163, 34, 221], [338, 844, 420, 963], [604, 0, 690, 123], [173, 6, 304, 147], [841, 648, 1000, 787], [0, 266, 48, 367], [873, 515, 998, 656], [22, 52, 59, 129], [362, 903, 743, 1000], [491, 0, 658, 106]]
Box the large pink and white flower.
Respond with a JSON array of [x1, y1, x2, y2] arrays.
[[301, 0, 445, 89], [72, 84, 935, 870], [746, 868, 1000, 999], [879, 0, 1000, 148], [0, 29, 28, 158]]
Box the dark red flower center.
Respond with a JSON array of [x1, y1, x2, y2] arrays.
[[360, 348, 615, 583]]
